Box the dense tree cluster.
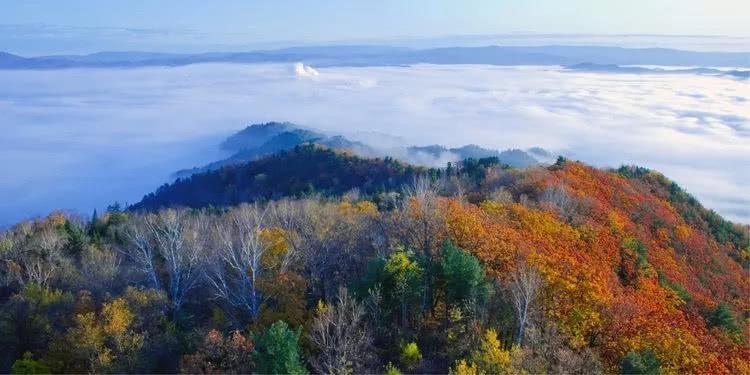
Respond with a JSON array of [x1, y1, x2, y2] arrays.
[[0, 150, 748, 374], [134, 144, 433, 211]]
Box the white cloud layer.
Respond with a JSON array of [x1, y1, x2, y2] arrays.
[[0, 63, 747, 225]]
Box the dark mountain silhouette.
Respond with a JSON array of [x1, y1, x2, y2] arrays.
[[176, 122, 541, 179], [174, 123, 377, 178], [220, 121, 300, 152], [136, 144, 429, 211]]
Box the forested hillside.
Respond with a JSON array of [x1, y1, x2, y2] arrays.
[[136, 144, 432, 211], [1, 149, 748, 374]]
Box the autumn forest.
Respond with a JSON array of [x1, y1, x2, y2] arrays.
[[1, 147, 748, 374]]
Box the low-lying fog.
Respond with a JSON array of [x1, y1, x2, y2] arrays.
[[1, 63, 748, 225]]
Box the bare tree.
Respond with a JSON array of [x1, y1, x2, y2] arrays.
[[382, 176, 447, 313], [0, 229, 14, 287], [123, 209, 205, 322], [342, 188, 361, 202], [23, 226, 66, 287], [524, 324, 602, 374], [0, 222, 66, 288], [308, 288, 373, 375], [454, 177, 466, 202], [273, 199, 332, 300], [509, 259, 543, 345], [122, 216, 161, 289], [389, 175, 446, 257], [489, 187, 514, 204], [271, 198, 372, 302], [206, 203, 277, 318], [269, 199, 308, 271], [80, 244, 122, 294], [539, 184, 578, 221], [172, 211, 209, 320]]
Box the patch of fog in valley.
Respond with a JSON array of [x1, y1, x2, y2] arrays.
[[0, 63, 747, 225]]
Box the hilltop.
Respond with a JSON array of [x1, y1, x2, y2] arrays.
[[174, 122, 543, 179], [136, 144, 429, 210]]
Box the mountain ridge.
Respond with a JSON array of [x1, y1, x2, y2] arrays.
[[3, 45, 749, 69], [174, 122, 544, 179]]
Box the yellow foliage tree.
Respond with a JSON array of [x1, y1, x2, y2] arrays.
[[44, 297, 144, 373], [451, 329, 524, 375]]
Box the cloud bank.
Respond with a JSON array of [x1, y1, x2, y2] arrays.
[[0, 63, 747, 225]]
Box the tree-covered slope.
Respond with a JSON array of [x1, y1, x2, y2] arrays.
[[135, 144, 429, 211], [1, 150, 747, 374], [442, 159, 749, 372]]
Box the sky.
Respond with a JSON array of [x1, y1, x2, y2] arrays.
[[1, 63, 748, 226], [2, 0, 750, 55]]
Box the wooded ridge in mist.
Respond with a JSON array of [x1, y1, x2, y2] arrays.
[[173, 122, 542, 179]]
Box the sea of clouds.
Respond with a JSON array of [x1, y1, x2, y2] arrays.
[[0, 63, 747, 225]]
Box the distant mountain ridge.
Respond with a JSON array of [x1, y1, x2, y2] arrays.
[[174, 122, 379, 178], [174, 122, 544, 179], [220, 121, 299, 151], [2, 45, 749, 69], [565, 62, 750, 78], [408, 144, 539, 168]]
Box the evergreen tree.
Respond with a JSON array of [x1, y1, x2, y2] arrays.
[[439, 241, 489, 306], [254, 321, 306, 375], [62, 220, 86, 256], [708, 302, 739, 333]]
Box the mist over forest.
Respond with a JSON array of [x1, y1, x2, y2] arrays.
[[1, 62, 748, 226]]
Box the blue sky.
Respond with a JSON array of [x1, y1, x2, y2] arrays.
[[4, 0, 748, 36], [2, 0, 749, 55]]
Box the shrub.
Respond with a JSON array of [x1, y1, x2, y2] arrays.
[[620, 349, 661, 374], [400, 341, 422, 370], [11, 352, 50, 375]]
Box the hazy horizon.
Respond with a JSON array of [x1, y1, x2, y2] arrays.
[[3, 0, 750, 55], [3, 30, 750, 57]]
